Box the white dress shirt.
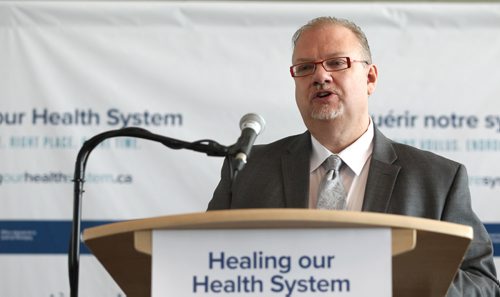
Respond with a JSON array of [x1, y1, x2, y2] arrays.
[[308, 119, 374, 211]]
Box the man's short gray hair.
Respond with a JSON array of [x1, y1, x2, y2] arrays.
[[292, 16, 372, 64]]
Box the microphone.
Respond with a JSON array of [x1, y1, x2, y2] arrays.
[[231, 113, 266, 173]]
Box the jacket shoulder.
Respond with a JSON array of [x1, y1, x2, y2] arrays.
[[391, 140, 462, 170], [251, 132, 310, 156]]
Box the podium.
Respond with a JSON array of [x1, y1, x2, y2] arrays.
[[83, 209, 472, 297]]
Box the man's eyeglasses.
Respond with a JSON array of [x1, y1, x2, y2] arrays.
[[289, 57, 369, 77]]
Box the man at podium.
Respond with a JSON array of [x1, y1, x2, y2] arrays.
[[207, 16, 500, 296]]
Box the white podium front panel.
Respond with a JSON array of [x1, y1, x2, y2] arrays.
[[152, 228, 391, 297]]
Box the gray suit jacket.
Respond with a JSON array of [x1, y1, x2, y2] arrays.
[[208, 127, 500, 296]]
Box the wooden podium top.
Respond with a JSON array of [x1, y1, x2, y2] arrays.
[[83, 209, 473, 297]]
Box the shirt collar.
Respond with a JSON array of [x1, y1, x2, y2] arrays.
[[310, 118, 374, 175]]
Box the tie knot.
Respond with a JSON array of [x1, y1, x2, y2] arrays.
[[323, 155, 342, 172]]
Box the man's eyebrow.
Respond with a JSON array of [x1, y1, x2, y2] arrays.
[[292, 52, 350, 64], [293, 57, 315, 63]]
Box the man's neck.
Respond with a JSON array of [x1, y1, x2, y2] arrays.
[[309, 117, 370, 154]]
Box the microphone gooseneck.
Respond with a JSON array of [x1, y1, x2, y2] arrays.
[[69, 127, 228, 297], [68, 114, 265, 297]]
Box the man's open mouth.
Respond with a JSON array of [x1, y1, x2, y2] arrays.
[[314, 91, 333, 99]]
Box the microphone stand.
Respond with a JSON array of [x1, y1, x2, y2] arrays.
[[68, 127, 229, 297]]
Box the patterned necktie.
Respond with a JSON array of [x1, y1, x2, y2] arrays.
[[316, 155, 347, 210]]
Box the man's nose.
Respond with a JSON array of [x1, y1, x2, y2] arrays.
[[312, 63, 333, 84]]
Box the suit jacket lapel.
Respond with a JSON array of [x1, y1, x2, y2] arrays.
[[362, 127, 401, 213], [278, 128, 400, 211], [281, 132, 311, 208]]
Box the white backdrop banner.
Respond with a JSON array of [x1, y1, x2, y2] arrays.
[[0, 1, 499, 296]]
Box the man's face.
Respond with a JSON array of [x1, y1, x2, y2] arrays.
[[292, 24, 377, 130]]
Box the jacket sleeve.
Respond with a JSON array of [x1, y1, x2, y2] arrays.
[[443, 165, 500, 296], [206, 157, 233, 210]]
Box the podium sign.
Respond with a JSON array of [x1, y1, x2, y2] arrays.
[[152, 228, 391, 296]]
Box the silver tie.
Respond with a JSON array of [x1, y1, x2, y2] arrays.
[[316, 155, 347, 210]]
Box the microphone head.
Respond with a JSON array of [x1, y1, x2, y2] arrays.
[[239, 113, 266, 135]]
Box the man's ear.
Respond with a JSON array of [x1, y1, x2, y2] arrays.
[[367, 64, 378, 95]]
